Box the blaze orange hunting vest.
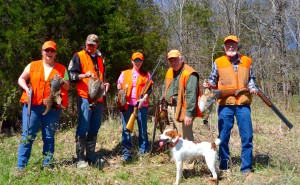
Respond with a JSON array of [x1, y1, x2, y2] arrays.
[[20, 60, 68, 108], [215, 55, 252, 105], [75, 50, 104, 102], [122, 69, 150, 105], [164, 64, 201, 122]]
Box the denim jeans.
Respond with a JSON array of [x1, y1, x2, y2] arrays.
[[75, 96, 103, 138], [121, 105, 149, 160], [17, 104, 61, 168], [218, 105, 253, 173]]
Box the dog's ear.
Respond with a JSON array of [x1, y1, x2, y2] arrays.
[[170, 130, 178, 139]]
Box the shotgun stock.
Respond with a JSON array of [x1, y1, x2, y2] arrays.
[[256, 89, 293, 129], [125, 60, 163, 132], [126, 107, 137, 131]]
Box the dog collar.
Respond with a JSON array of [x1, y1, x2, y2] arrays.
[[170, 134, 181, 148]]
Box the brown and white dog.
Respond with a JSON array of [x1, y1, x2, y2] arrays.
[[159, 129, 220, 185]]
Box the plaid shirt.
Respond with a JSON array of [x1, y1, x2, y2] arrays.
[[208, 54, 257, 90]]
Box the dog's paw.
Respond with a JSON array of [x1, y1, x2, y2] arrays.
[[209, 177, 218, 185]]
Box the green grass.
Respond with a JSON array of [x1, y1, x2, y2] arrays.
[[0, 97, 299, 184]]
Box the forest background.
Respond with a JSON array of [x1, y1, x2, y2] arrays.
[[1, 0, 300, 130], [0, 0, 299, 184]]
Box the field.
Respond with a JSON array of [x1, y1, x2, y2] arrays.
[[0, 96, 299, 185]]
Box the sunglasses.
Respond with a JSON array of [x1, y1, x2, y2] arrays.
[[87, 44, 97, 48], [44, 49, 56, 53], [134, 59, 143, 63]]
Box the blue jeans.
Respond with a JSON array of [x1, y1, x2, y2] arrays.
[[17, 104, 61, 168], [121, 105, 149, 160], [218, 105, 253, 173], [75, 96, 103, 137]]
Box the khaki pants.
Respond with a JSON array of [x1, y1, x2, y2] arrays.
[[167, 106, 194, 141]]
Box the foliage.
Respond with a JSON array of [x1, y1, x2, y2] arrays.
[[0, 0, 167, 130]]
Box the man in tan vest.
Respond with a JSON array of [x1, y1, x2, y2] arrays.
[[161, 49, 199, 141], [204, 35, 257, 180]]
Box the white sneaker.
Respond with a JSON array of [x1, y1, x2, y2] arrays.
[[77, 160, 88, 169]]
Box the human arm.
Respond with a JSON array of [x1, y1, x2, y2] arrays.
[[68, 53, 93, 81], [184, 73, 199, 126], [62, 69, 70, 90], [203, 62, 218, 89], [18, 68, 30, 95], [247, 64, 258, 94]]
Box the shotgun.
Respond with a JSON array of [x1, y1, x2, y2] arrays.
[[211, 88, 293, 129], [126, 60, 163, 132], [27, 87, 33, 137]]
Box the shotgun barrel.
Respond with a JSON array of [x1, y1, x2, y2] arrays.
[[256, 89, 293, 129], [27, 87, 33, 137]]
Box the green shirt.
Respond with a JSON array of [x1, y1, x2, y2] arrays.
[[161, 63, 199, 117]]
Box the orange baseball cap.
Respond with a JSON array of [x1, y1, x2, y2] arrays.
[[224, 35, 239, 43], [42, 41, 56, 51], [131, 52, 144, 60], [167, 49, 181, 60]]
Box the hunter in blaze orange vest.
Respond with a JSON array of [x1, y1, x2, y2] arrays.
[[20, 60, 68, 108], [164, 64, 201, 122], [75, 50, 104, 102], [215, 55, 252, 105]]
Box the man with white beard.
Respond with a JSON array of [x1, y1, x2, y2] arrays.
[[203, 35, 257, 181]]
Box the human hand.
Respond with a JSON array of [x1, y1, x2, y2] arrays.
[[25, 87, 31, 96], [203, 81, 214, 89], [117, 83, 122, 90], [84, 71, 92, 78], [184, 116, 193, 126], [137, 98, 146, 109], [104, 82, 110, 93], [250, 88, 257, 94]]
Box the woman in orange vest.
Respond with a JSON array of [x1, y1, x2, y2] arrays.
[[17, 41, 70, 173], [117, 52, 152, 162], [204, 35, 257, 179]]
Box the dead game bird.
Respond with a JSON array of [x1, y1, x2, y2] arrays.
[[88, 74, 105, 108], [116, 84, 128, 112], [43, 74, 64, 115], [198, 86, 216, 124]]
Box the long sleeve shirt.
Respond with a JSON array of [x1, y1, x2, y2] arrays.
[[161, 63, 199, 117], [208, 54, 257, 90], [68, 48, 106, 82]]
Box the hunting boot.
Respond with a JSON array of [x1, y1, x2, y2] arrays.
[[86, 134, 107, 168], [76, 136, 88, 169]]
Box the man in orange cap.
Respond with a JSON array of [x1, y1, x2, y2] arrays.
[[68, 34, 110, 168], [203, 35, 257, 179], [17, 41, 70, 173], [117, 52, 153, 162], [161, 49, 200, 141]]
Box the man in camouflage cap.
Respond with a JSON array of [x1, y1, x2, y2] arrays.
[[68, 34, 110, 169]]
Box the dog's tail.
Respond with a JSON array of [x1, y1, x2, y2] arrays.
[[214, 138, 221, 146]]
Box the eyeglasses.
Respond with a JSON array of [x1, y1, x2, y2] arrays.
[[44, 49, 56, 53], [134, 59, 143, 63]]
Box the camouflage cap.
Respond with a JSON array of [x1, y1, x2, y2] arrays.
[[86, 34, 99, 45]]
